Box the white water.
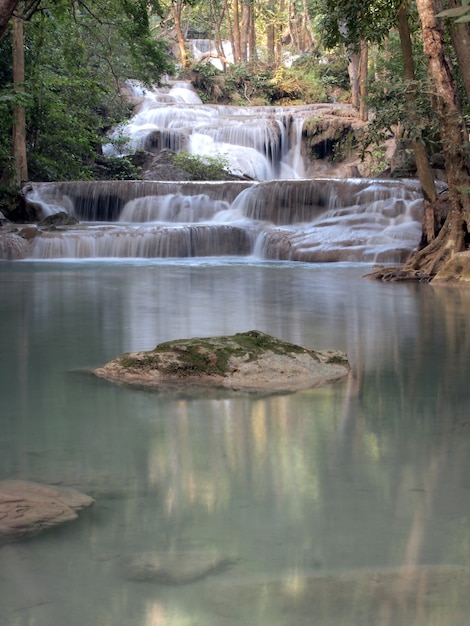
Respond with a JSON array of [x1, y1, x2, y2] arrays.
[[5, 82, 429, 263], [22, 178, 424, 262], [103, 81, 332, 179]]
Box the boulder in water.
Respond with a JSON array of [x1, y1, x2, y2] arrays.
[[93, 330, 349, 393], [0, 480, 94, 543], [39, 211, 79, 228]]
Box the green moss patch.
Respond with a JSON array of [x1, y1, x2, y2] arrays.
[[94, 330, 349, 392]]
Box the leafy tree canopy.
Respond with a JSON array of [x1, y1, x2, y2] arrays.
[[0, 0, 173, 181]]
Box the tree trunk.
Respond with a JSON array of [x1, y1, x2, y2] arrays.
[[240, 1, 250, 62], [358, 40, 368, 121], [397, 2, 438, 244], [232, 0, 242, 62], [172, 0, 187, 68], [0, 0, 19, 40], [369, 0, 470, 281], [249, 4, 256, 62], [12, 13, 28, 187], [223, 0, 236, 66], [348, 49, 360, 109]]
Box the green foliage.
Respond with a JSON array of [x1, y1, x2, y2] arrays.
[[93, 156, 139, 180], [191, 56, 348, 106], [224, 64, 275, 105], [271, 53, 348, 103], [190, 62, 275, 105], [363, 31, 440, 156], [309, 0, 400, 48], [173, 151, 230, 179], [0, 0, 173, 184], [436, 1, 470, 23]]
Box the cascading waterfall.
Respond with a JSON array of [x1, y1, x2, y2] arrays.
[[21, 178, 424, 263], [3, 80, 428, 263]]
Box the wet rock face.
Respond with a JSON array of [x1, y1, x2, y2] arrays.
[[0, 480, 94, 543], [0, 232, 29, 259], [93, 330, 349, 393]]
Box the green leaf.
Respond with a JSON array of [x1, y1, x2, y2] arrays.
[[436, 6, 470, 18]]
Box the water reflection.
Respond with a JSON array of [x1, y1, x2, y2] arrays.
[[1, 261, 470, 625]]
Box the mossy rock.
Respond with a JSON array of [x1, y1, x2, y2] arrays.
[[93, 330, 349, 393]]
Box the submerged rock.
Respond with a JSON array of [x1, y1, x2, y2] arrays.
[[0, 480, 94, 543], [93, 330, 349, 393], [124, 550, 235, 585]]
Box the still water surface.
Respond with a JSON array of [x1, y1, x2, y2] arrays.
[[1, 259, 470, 626]]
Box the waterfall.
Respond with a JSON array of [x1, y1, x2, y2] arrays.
[[19, 178, 425, 263], [1, 83, 431, 264], [103, 81, 323, 180]]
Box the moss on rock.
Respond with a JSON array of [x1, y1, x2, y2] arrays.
[[94, 330, 349, 394]]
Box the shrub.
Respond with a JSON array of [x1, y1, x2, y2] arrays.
[[173, 151, 230, 180]]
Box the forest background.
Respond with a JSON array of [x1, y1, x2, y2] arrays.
[[0, 0, 470, 280]]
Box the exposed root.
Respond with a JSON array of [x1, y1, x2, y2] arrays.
[[364, 244, 452, 282], [365, 199, 464, 281]]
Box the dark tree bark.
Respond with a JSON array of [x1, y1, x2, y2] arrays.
[[0, 0, 20, 40], [12, 13, 28, 186]]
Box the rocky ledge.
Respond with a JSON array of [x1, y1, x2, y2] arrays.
[[0, 480, 94, 543], [93, 330, 349, 393]]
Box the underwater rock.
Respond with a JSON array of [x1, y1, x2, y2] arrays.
[[93, 330, 349, 393], [0, 480, 94, 543], [124, 550, 235, 585]]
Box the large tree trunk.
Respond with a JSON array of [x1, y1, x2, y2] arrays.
[[397, 2, 438, 243], [0, 0, 19, 40], [240, 1, 250, 62], [369, 0, 470, 281], [12, 13, 28, 187], [232, 0, 242, 62]]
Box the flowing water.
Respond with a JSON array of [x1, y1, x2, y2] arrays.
[[1, 259, 470, 626], [20, 177, 424, 263], [6, 81, 425, 265]]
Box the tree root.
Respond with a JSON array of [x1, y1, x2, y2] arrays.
[[365, 222, 458, 282]]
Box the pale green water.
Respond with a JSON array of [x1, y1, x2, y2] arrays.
[[1, 259, 470, 626]]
